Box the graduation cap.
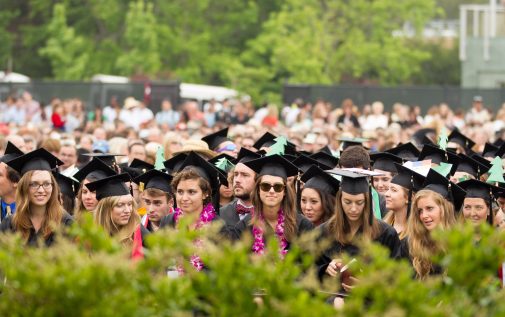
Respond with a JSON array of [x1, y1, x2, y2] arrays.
[[318, 145, 334, 156], [494, 142, 505, 158], [458, 179, 499, 224], [6, 148, 63, 176], [208, 153, 236, 173], [234, 147, 262, 164], [244, 154, 299, 179], [53, 172, 80, 199], [177, 151, 228, 189], [134, 169, 173, 194], [412, 128, 436, 148], [310, 151, 339, 169], [493, 138, 504, 147], [422, 169, 466, 212], [301, 165, 340, 196], [386, 142, 420, 162], [448, 128, 475, 150], [292, 154, 330, 173], [201, 127, 230, 151], [338, 137, 368, 151], [0, 142, 24, 163], [85, 173, 132, 201], [470, 153, 492, 169], [129, 158, 154, 174], [163, 153, 188, 175], [83, 153, 124, 171], [370, 152, 403, 174], [328, 168, 374, 225], [391, 163, 426, 218], [253, 132, 296, 150], [418, 144, 454, 165], [121, 165, 144, 179], [452, 154, 490, 179], [482, 143, 499, 158], [73, 158, 117, 182]]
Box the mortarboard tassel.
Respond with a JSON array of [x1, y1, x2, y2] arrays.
[[368, 182, 374, 226], [488, 188, 494, 225]]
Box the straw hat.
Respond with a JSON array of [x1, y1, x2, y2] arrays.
[[172, 139, 216, 159], [123, 97, 140, 110]]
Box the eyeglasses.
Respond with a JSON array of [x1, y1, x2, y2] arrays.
[[217, 144, 237, 153], [259, 182, 285, 193], [29, 182, 53, 191]]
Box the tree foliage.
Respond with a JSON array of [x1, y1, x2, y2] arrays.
[[1, 0, 459, 102]]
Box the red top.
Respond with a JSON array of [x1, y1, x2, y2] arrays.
[[51, 113, 65, 129]]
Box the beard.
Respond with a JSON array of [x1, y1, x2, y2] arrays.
[[234, 191, 250, 201]]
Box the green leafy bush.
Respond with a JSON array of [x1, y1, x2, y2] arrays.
[[0, 216, 503, 316]]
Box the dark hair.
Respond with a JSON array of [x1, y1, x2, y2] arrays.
[[171, 167, 212, 205], [6, 165, 20, 183], [144, 187, 173, 202], [339, 145, 370, 169]]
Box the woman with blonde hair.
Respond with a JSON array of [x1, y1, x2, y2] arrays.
[[1, 148, 73, 247], [86, 173, 148, 257], [404, 170, 466, 279]]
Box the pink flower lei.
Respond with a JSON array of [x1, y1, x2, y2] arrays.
[[174, 202, 216, 272], [252, 208, 288, 258]]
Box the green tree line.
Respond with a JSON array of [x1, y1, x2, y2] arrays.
[[1, 0, 465, 102]]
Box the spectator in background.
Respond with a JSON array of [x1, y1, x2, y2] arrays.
[[336, 98, 360, 129], [51, 103, 66, 131], [138, 101, 154, 129], [465, 96, 490, 127], [204, 101, 218, 128], [103, 96, 121, 125], [58, 141, 79, 176], [4, 97, 26, 126], [155, 99, 180, 130], [262, 104, 279, 128], [363, 101, 389, 131], [22, 91, 41, 122], [215, 99, 231, 125], [126, 140, 147, 165], [230, 101, 250, 125]]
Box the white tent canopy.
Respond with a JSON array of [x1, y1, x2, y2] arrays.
[[0, 71, 30, 83]]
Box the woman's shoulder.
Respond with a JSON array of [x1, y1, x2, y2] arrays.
[[160, 214, 176, 229], [61, 212, 74, 226], [377, 220, 398, 237], [296, 213, 314, 233]]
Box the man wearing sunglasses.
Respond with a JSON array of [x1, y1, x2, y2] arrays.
[[220, 148, 260, 226]]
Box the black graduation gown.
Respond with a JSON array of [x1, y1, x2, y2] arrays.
[[0, 212, 74, 247], [231, 213, 314, 251], [316, 220, 401, 281], [219, 200, 241, 227]]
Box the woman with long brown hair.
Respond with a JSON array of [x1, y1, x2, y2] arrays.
[[1, 148, 73, 247], [316, 169, 400, 307], [234, 154, 313, 256], [86, 173, 148, 258], [404, 169, 466, 279]]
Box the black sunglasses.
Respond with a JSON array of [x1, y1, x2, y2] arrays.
[[259, 182, 285, 193]]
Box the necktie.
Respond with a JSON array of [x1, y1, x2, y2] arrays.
[[236, 204, 254, 215]]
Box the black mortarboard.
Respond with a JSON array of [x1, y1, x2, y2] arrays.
[[0, 142, 24, 163], [471, 153, 492, 168], [422, 169, 466, 212], [253, 132, 296, 150], [301, 165, 340, 196], [318, 145, 334, 156], [328, 168, 374, 225], [453, 154, 490, 178], [73, 158, 117, 182], [391, 163, 426, 218], [292, 154, 330, 173], [391, 163, 426, 192], [493, 138, 504, 147], [121, 165, 144, 179], [201, 127, 230, 151], [53, 172, 80, 198], [418, 144, 450, 165], [370, 152, 403, 173], [85, 173, 131, 201], [76, 148, 91, 168], [458, 179, 498, 224], [7, 148, 63, 175], [234, 147, 262, 164], [494, 142, 505, 158], [386, 142, 420, 162], [163, 153, 188, 175], [338, 137, 368, 150], [83, 153, 124, 170], [482, 143, 499, 158], [134, 169, 173, 193], [208, 153, 236, 173], [310, 151, 339, 169], [244, 154, 299, 179], [412, 128, 436, 148], [448, 128, 475, 150], [129, 158, 154, 174], [177, 151, 227, 189]]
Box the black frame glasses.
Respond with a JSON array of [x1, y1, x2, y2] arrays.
[[28, 182, 53, 191]]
